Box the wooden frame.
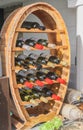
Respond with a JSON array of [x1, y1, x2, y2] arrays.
[[0, 2, 70, 129]]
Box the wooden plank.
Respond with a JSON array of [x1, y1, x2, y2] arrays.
[[0, 77, 11, 130], [16, 28, 64, 33]]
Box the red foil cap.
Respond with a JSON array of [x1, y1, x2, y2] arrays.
[[57, 78, 66, 84], [35, 43, 44, 50], [45, 78, 54, 84], [24, 81, 33, 89], [52, 94, 61, 100], [35, 80, 44, 87]]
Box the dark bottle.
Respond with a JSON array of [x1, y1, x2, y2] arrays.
[[16, 39, 33, 50], [34, 62, 42, 70], [37, 39, 48, 47], [46, 72, 58, 80], [16, 69, 30, 78], [21, 21, 46, 30], [48, 56, 60, 64], [32, 86, 53, 97], [16, 39, 24, 48], [16, 74, 27, 84], [25, 57, 35, 66], [26, 73, 37, 82], [15, 57, 29, 69], [36, 71, 46, 81], [16, 53, 27, 61], [42, 87, 53, 97], [32, 85, 43, 92], [36, 54, 47, 65], [19, 88, 33, 101], [24, 54, 36, 66], [19, 87, 41, 101], [24, 38, 36, 47]]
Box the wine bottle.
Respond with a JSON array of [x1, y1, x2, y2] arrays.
[[19, 88, 32, 101], [39, 68, 49, 74], [36, 54, 47, 65], [36, 71, 46, 81], [26, 73, 37, 82], [16, 53, 27, 61], [16, 69, 29, 78], [32, 85, 44, 92], [15, 57, 29, 69], [46, 72, 58, 80], [16, 39, 32, 50], [16, 39, 24, 48], [32, 86, 53, 98], [19, 87, 42, 102], [42, 87, 53, 97], [48, 56, 60, 64], [24, 38, 36, 47], [16, 74, 27, 84], [21, 21, 46, 30], [37, 39, 48, 47], [34, 62, 42, 70], [24, 38, 45, 50], [24, 56, 35, 66]]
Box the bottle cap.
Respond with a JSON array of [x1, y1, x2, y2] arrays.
[[57, 78, 66, 84], [24, 81, 33, 89], [45, 78, 54, 84], [52, 94, 61, 100], [35, 80, 44, 87], [35, 43, 44, 50]]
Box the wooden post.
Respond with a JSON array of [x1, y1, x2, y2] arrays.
[[0, 76, 11, 130]]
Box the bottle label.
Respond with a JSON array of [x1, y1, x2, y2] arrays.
[[22, 44, 31, 50], [47, 62, 55, 68], [48, 43, 56, 48]]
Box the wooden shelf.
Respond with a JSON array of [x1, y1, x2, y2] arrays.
[[12, 45, 68, 52], [11, 64, 66, 71], [19, 97, 62, 106], [16, 79, 59, 89], [16, 28, 65, 33]]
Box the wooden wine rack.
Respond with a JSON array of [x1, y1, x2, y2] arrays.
[[0, 2, 70, 129]]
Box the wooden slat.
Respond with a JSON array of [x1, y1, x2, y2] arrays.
[[12, 45, 68, 52], [16, 28, 65, 33]]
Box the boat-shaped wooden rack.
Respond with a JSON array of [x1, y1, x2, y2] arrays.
[[0, 2, 70, 129]]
